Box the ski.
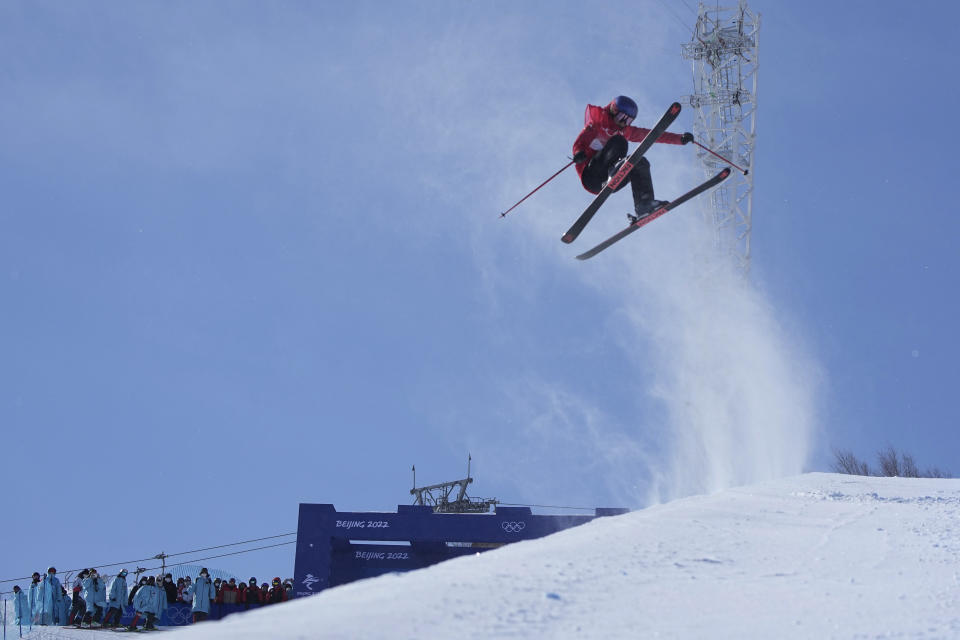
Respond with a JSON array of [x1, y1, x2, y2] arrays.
[[575, 167, 731, 260], [561, 102, 682, 244]]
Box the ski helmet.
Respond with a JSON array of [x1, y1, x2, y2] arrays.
[[609, 96, 638, 126]]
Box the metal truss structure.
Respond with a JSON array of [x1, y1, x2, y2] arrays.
[[410, 456, 497, 514], [681, 1, 760, 275]]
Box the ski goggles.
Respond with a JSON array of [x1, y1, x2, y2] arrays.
[[614, 112, 634, 127]]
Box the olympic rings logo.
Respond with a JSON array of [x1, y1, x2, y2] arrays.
[[501, 521, 526, 533], [165, 605, 192, 625]]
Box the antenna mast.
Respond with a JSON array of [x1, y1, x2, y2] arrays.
[[682, 1, 760, 275]]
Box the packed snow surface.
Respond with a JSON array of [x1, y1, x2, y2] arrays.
[[11, 473, 960, 639]]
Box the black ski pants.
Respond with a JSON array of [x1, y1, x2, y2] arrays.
[[102, 606, 122, 627], [129, 611, 155, 630], [580, 134, 655, 204], [81, 604, 103, 625], [69, 596, 86, 625]]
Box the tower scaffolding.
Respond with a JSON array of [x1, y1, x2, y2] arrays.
[[681, 1, 760, 275]]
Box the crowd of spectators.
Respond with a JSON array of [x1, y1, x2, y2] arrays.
[[9, 565, 294, 630]]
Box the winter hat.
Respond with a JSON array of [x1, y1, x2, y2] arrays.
[[147, 576, 156, 585], [12, 585, 20, 593]]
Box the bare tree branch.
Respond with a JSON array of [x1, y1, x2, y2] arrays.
[[901, 453, 920, 478], [831, 448, 871, 476], [831, 446, 950, 478], [877, 446, 901, 477]]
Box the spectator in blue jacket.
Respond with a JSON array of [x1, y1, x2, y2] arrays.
[[187, 568, 215, 623], [12, 585, 31, 627], [103, 569, 129, 629], [36, 567, 63, 625], [27, 573, 40, 625], [79, 568, 108, 628], [128, 575, 148, 606], [129, 576, 167, 631], [59, 586, 72, 626]]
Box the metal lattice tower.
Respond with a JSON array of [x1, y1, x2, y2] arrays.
[[682, 1, 760, 275]]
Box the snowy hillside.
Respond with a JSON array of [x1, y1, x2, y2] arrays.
[[11, 473, 960, 639]]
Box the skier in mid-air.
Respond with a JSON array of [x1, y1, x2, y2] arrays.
[[572, 96, 693, 222]]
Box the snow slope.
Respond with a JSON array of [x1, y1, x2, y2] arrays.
[[11, 473, 960, 639]]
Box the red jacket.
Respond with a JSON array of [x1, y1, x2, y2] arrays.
[[267, 586, 287, 604], [573, 104, 684, 180], [240, 585, 261, 605], [216, 583, 239, 604]]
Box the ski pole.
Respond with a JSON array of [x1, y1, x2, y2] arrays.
[[691, 140, 749, 175], [500, 160, 574, 218]]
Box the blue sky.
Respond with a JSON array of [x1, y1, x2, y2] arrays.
[[2, 1, 958, 584]]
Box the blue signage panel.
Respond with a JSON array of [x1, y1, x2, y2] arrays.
[[293, 504, 628, 597]]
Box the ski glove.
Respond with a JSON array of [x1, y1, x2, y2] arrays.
[[680, 132, 694, 145], [572, 151, 588, 164]]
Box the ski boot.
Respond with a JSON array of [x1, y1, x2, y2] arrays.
[[628, 198, 668, 223]]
